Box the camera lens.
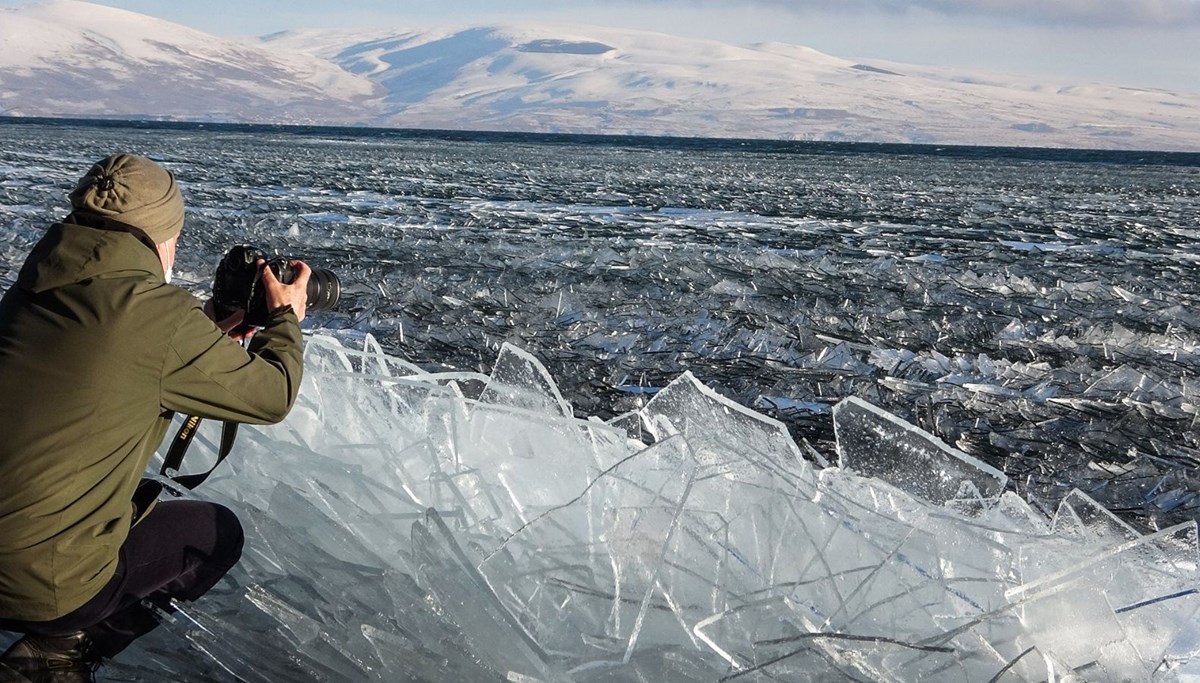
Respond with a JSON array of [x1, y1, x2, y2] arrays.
[[306, 268, 341, 312]]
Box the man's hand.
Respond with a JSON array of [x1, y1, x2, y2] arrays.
[[261, 259, 312, 323], [203, 300, 254, 341]]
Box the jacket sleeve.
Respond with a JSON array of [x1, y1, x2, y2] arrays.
[[160, 301, 304, 425]]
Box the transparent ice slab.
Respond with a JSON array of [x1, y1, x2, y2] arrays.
[[1008, 521, 1200, 679], [833, 396, 1008, 506], [412, 509, 572, 683], [1051, 488, 1142, 546], [639, 371, 811, 488], [480, 342, 575, 418]]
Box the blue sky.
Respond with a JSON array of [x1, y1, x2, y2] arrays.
[[7, 0, 1199, 92]]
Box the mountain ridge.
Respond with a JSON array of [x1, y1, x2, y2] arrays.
[[2, 0, 1199, 151], [0, 0, 380, 123]]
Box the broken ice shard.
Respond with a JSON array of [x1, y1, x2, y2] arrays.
[[412, 509, 571, 683], [832, 396, 1007, 505], [477, 435, 704, 666], [480, 343, 574, 418], [1051, 488, 1141, 546], [638, 370, 810, 487], [1007, 521, 1200, 679]]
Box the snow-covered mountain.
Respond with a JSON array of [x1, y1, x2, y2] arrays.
[[3, 0, 1200, 151], [0, 0, 379, 123], [263, 26, 1200, 150]]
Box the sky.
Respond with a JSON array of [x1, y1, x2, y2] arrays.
[[4, 0, 1198, 93]]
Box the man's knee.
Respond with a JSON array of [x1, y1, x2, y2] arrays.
[[170, 502, 244, 603], [208, 503, 244, 569]]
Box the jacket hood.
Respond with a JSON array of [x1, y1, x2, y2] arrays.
[[17, 216, 165, 294]]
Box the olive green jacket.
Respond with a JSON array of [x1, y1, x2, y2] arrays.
[[0, 217, 303, 621]]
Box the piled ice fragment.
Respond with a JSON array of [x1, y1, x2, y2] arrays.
[[105, 334, 1200, 682]]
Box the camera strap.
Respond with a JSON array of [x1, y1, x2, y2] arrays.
[[130, 416, 239, 527], [161, 415, 241, 490]]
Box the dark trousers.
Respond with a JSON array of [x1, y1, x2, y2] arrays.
[[0, 500, 244, 658]]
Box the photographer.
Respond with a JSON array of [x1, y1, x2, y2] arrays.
[[0, 154, 309, 682]]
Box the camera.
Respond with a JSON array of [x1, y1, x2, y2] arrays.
[[212, 245, 341, 327]]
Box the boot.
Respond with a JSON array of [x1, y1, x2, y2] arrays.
[[0, 632, 97, 683], [0, 661, 33, 683]]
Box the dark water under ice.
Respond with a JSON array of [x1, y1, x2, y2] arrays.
[[3, 119, 1200, 530]]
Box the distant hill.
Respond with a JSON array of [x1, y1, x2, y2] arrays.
[[3, 0, 1200, 150], [0, 0, 379, 124]]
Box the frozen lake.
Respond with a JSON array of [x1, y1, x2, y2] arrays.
[[3, 120, 1200, 680], [4, 120, 1199, 526]]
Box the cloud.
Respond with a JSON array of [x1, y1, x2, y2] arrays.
[[918, 0, 1199, 25], [720, 0, 1200, 26]]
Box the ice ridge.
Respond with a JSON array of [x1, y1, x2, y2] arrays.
[[68, 333, 1200, 682]]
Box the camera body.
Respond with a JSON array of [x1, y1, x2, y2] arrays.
[[212, 245, 341, 328]]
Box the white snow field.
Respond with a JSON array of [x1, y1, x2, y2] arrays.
[[2, 0, 1200, 150]]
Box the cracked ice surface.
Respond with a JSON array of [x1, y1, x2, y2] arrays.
[[90, 335, 1200, 682], [5, 123, 1200, 532]]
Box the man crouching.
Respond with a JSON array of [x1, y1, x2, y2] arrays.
[[0, 154, 309, 682]]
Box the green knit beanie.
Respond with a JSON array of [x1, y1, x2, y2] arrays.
[[69, 154, 184, 244]]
